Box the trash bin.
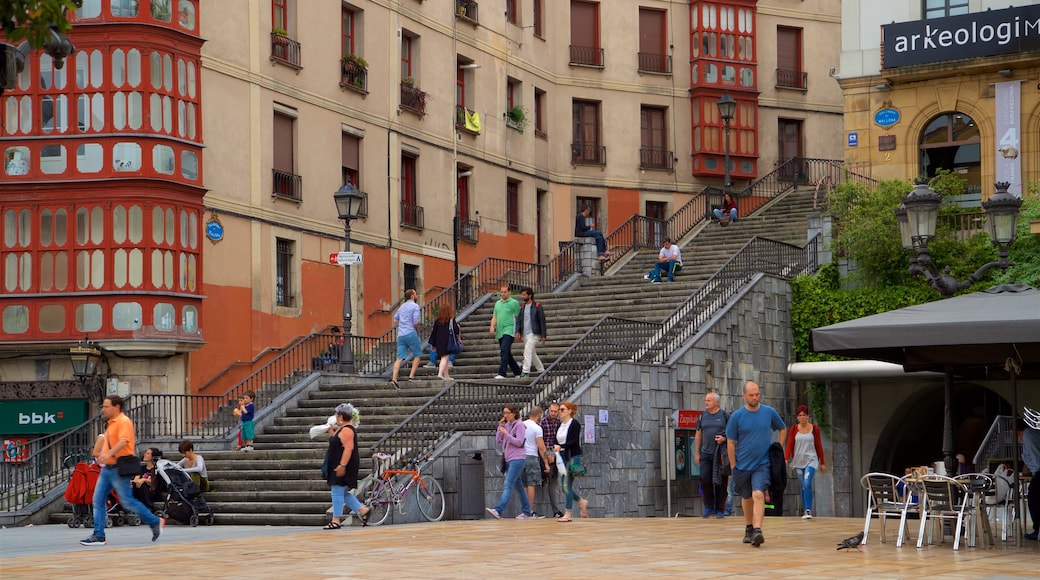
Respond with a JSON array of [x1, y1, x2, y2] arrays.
[[458, 449, 485, 520]]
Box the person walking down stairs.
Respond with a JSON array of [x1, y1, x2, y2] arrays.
[[489, 285, 522, 379], [515, 286, 547, 379]]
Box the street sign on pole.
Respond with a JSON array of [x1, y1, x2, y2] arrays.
[[329, 251, 362, 265]]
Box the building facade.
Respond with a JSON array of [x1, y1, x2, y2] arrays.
[[1, 1, 842, 420], [838, 0, 1039, 195]]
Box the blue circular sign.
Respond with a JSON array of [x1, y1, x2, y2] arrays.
[[206, 219, 224, 242], [874, 108, 900, 128]]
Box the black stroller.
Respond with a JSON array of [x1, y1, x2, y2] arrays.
[[155, 458, 214, 526]]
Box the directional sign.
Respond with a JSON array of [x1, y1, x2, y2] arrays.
[[329, 251, 362, 265]]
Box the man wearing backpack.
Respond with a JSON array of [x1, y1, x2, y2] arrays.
[[694, 392, 730, 518], [514, 286, 547, 380]]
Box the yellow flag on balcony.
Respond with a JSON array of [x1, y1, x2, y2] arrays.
[[464, 109, 481, 132]]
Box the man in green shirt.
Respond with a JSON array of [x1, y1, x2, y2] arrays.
[[489, 284, 522, 379]]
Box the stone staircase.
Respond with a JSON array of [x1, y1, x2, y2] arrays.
[[52, 188, 817, 527]]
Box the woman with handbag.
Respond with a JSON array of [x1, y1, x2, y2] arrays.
[[553, 400, 589, 521], [429, 303, 462, 381], [323, 403, 370, 529]]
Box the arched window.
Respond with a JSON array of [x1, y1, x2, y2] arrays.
[[919, 112, 980, 189]]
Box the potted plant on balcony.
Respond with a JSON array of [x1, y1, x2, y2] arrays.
[[505, 105, 527, 131], [401, 76, 415, 87], [341, 53, 368, 71], [457, 2, 467, 17]]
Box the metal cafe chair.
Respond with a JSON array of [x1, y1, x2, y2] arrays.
[[915, 474, 973, 550], [860, 472, 918, 546]]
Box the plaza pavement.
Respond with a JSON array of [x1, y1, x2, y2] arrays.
[[0, 517, 1036, 579]]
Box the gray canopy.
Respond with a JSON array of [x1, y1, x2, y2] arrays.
[[810, 284, 1040, 378]]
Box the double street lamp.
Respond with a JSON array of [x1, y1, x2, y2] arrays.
[[895, 181, 1022, 298], [333, 184, 365, 374]]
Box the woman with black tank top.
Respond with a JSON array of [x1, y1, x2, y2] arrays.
[[324, 403, 370, 529]]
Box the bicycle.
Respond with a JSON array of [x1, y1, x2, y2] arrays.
[[362, 452, 445, 525]]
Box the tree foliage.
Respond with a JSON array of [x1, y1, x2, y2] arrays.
[[995, 182, 1040, 288], [1, 1, 79, 49]]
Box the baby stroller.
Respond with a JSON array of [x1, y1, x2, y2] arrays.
[[64, 461, 143, 527], [64, 461, 101, 528], [155, 458, 214, 526]]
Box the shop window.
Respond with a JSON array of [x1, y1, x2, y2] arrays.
[[924, 0, 968, 19], [76, 304, 103, 333], [919, 112, 981, 190]]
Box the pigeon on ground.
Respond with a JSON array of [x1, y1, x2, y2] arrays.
[[836, 531, 864, 551]]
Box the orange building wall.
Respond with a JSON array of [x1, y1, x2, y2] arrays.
[[606, 188, 641, 231]]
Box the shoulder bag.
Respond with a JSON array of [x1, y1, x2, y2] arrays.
[[447, 319, 463, 355], [115, 455, 143, 477]]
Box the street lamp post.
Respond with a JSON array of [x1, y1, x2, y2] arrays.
[[894, 181, 1022, 298], [333, 185, 365, 374], [70, 337, 104, 402], [716, 92, 736, 196]]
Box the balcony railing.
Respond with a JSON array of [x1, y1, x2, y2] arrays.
[[270, 33, 301, 69], [456, 105, 480, 135], [569, 45, 604, 67], [340, 61, 368, 93], [458, 218, 480, 243], [401, 201, 425, 230], [571, 143, 606, 165], [456, 0, 478, 23], [400, 83, 428, 117], [637, 52, 671, 74], [775, 68, 807, 90], [639, 147, 674, 171], [272, 169, 302, 201]]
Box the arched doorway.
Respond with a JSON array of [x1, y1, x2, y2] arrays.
[[869, 382, 1010, 474], [918, 112, 981, 190]]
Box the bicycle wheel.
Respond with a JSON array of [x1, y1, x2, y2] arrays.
[[364, 480, 393, 526], [415, 475, 445, 522]]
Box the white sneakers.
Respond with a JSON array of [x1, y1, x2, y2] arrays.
[[802, 510, 813, 520]]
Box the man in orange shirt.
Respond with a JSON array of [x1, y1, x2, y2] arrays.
[[80, 395, 164, 546]]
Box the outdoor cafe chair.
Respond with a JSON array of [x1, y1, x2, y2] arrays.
[[860, 472, 917, 546], [915, 474, 973, 550]]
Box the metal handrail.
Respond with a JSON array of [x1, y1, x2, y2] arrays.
[[371, 234, 821, 465]]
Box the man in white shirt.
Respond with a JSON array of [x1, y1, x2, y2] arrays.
[[646, 238, 682, 283], [523, 406, 551, 518]]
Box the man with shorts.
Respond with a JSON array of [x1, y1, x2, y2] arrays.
[[523, 406, 550, 518], [390, 289, 422, 389], [726, 380, 786, 547]]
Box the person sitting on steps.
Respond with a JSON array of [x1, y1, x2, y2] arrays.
[[574, 206, 612, 261], [713, 193, 738, 224]]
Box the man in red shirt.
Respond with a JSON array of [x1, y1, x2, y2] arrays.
[[80, 395, 164, 546]]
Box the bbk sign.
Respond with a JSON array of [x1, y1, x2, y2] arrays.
[[882, 4, 1040, 69], [0, 399, 88, 435]]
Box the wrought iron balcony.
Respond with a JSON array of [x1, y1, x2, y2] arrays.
[[340, 61, 368, 93], [457, 218, 480, 243], [637, 52, 671, 74], [456, 105, 480, 135], [401, 201, 425, 230], [775, 68, 808, 90], [569, 45, 604, 67], [456, 0, 478, 23], [639, 147, 674, 171], [571, 143, 606, 165], [272, 169, 302, 201], [271, 32, 301, 69], [400, 83, 428, 117]]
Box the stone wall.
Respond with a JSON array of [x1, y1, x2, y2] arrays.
[[444, 275, 801, 518]]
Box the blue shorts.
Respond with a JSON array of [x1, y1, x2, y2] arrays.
[[731, 463, 771, 500], [396, 332, 422, 360]]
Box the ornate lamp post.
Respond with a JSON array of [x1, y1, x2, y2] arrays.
[[333, 184, 365, 374], [70, 337, 104, 402], [895, 181, 1022, 298], [895, 181, 1022, 475], [716, 92, 736, 195]]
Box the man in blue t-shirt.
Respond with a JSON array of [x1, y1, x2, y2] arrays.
[[390, 289, 422, 389], [726, 380, 786, 548]]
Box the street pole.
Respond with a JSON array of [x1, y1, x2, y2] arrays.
[[339, 217, 356, 374]]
